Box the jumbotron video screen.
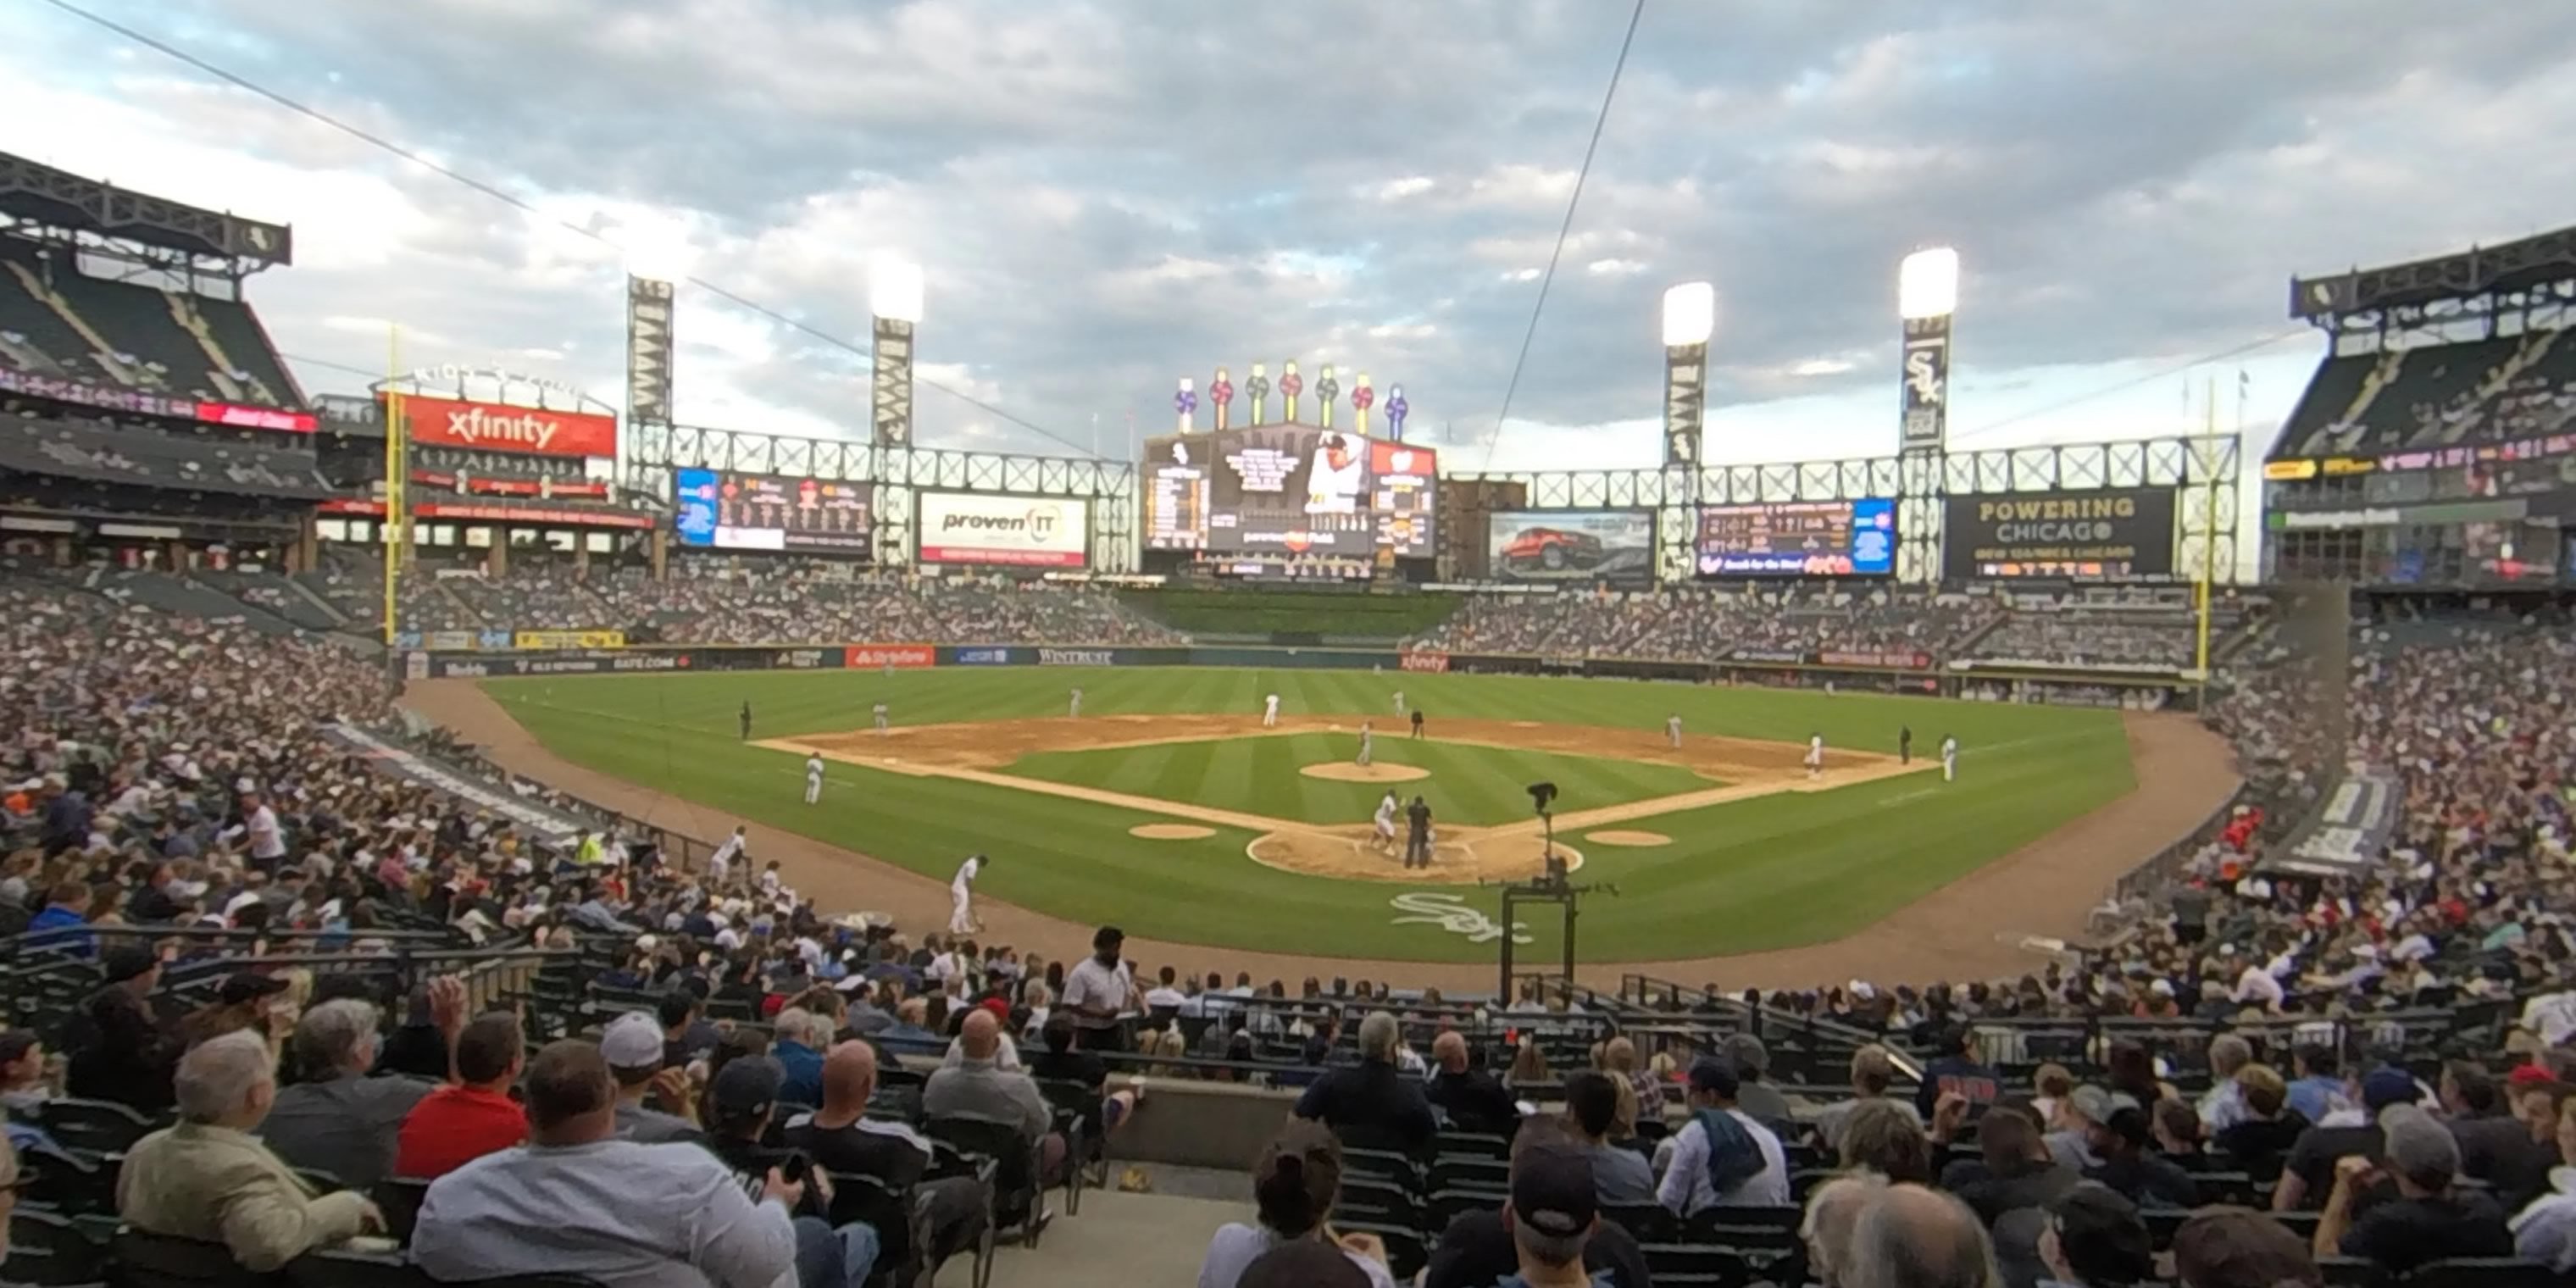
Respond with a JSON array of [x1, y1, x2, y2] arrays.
[[1141, 427, 1435, 570], [674, 469, 874, 552], [1696, 498, 1896, 576]]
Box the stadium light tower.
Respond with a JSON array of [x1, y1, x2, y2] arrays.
[[869, 254, 922, 448], [1659, 281, 1714, 582], [620, 244, 681, 502], [1896, 247, 1958, 584]]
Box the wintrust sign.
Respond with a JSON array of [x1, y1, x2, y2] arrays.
[[397, 394, 618, 459]]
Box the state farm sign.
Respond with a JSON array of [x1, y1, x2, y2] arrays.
[[396, 394, 618, 458], [916, 491, 1089, 568]]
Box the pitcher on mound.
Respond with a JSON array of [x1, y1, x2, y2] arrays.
[[1357, 721, 1374, 766]]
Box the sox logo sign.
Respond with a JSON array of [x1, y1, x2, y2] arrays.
[[1389, 892, 1530, 945]]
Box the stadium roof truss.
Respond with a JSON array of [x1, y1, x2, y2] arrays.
[[2292, 222, 2576, 353], [0, 153, 292, 274], [629, 423, 1136, 570]]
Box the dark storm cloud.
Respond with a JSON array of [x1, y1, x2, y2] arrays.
[[49, 0, 2576, 456]]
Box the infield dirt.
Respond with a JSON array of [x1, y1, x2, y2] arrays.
[[407, 680, 2240, 991]]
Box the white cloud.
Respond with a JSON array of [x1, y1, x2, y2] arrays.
[[1585, 258, 1647, 277], [1364, 175, 1436, 201]]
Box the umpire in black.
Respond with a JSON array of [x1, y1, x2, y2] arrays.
[[1403, 795, 1434, 869]]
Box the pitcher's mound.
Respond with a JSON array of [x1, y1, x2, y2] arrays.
[[1301, 763, 1430, 783], [1586, 830, 1671, 847], [1130, 824, 1215, 840]]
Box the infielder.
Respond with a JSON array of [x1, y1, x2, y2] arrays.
[[950, 852, 986, 934], [1263, 692, 1280, 727], [708, 824, 747, 886], [1393, 690, 1406, 715], [1373, 791, 1399, 854], [803, 753, 825, 805], [739, 702, 753, 741], [1069, 686, 1083, 718], [873, 702, 890, 735], [1941, 735, 1959, 782], [1666, 713, 1683, 749], [1806, 731, 1825, 780], [1357, 721, 1374, 766]]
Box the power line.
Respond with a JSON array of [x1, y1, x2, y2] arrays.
[[1948, 327, 2312, 442], [1479, 0, 1647, 472], [36, 0, 1103, 458]]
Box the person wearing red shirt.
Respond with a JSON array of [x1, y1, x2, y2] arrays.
[[393, 1013, 527, 1180]]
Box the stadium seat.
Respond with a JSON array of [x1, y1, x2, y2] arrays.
[[369, 1179, 431, 1246], [2405, 1259, 2557, 1288], [1327, 1219, 1426, 1283], [6, 1208, 109, 1287], [108, 1228, 281, 1288], [34, 1100, 154, 1154], [2316, 1257, 2385, 1288], [1641, 1242, 1751, 1288], [924, 1115, 1045, 1248], [1602, 1203, 1674, 1242], [825, 1171, 952, 1288]]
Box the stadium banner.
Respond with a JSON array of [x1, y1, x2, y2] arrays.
[[767, 648, 841, 671], [947, 646, 1021, 666], [325, 723, 585, 846], [424, 630, 478, 651], [1901, 314, 1951, 450], [845, 644, 936, 669], [0, 365, 319, 432], [1584, 657, 1707, 683], [1729, 647, 1809, 664], [2264, 769, 2401, 878], [1187, 647, 1397, 670], [393, 393, 618, 459], [1140, 426, 1436, 560], [392, 631, 422, 650], [1943, 488, 2178, 580], [1400, 651, 1451, 674], [1697, 498, 1896, 577], [514, 630, 626, 651], [1816, 648, 1934, 670], [477, 630, 515, 651], [1036, 647, 1118, 667], [915, 492, 1090, 567], [1485, 509, 1655, 586], [673, 469, 873, 553]]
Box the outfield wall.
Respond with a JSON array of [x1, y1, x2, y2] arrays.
[[409, 640, 2196, 706]]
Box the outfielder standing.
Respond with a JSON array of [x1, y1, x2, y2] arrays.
[[803, 753, 825, 805], [1263, 692, 1280, 728], [1666, 713, 1683, 749], [1941, 735, 1959, 783], [1357, 721, 1374, 766], [873, 701, 890, 735], [950, 852, 986, 934], [1806, 731, 1825, 780], [1069, 686, 1083, 718], [739, 702, 753, 741], [1392, 690, 1406, 716]]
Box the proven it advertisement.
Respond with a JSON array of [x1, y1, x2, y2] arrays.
[[915, 492, 1090, 567]]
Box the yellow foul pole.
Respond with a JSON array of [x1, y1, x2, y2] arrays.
[[2194, 375, 2219, 677], [382, 326, 405, 646]]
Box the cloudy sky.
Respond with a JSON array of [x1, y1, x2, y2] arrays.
[[5, 0, 2573, 490]]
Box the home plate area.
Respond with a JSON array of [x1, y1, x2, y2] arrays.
[[1244, 826, 1582, 884]]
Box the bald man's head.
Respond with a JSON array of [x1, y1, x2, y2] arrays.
[[1844, 1184, 1997, 1288], [1433, 1030, 1468, 1073], [959, 1008, 1001, 1059], [819, 1040, 878, 1115]]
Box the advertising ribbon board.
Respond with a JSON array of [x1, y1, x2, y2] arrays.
[[917, 492, 1090, 568], [1037, 647, 1117, 667], [845, 645, 936, 669], [514, 630, 627, 651], [1399, 652, 1452, 674], [396, 393, 618, 458], [1943, 488, 2178, 580]]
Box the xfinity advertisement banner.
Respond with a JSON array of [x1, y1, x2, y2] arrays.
[[916, 492, 1090, 568], [1486, 510, 1654, 586], [1945, 488, 2177, 580]]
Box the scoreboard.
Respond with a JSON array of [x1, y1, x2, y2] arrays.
[[1696, 498, 1895, 576]]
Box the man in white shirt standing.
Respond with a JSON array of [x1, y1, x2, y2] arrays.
[[949, 854, 985, 935], [2231, 953, 2285, 1010], [1941, 735, 1959, 783], [1069, 687, 1082, 719], [1392, 690, 1405, 716], [872, 702, 890, 736], [803, 754, 825, 806], [1262, 693, 1280, 728], [1805, 733, 1825, 780], [1655, 1058, 1789, 1216], [1060, 926, 1138, 1052], [1667, 713, 1684, 749], [244, 793, 285, 866], [708, 826, 747, 887], [1373, 791, 1399, 856], [1357, 721, 1374, 767]]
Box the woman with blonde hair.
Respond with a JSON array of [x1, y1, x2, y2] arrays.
[[1507, 1036, 1552, 1090]]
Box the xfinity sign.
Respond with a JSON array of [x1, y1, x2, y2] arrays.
[[917, 491, 1090, 568]]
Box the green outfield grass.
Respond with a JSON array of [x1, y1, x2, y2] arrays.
[[480, 666, 2137, 962], [1003, 732, 1715, 827]]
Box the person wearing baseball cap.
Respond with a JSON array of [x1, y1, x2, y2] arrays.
[[1657, 1057, 1789, 1216], [1421, 1117, 1652, 1288], [2273, 1064, 2425, 1212], [599, 1009, 700, 1145], [1507, 1141, 1601, 1280], [66, 943, 180, 1112]]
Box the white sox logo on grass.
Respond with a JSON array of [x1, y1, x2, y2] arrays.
[[1390, 892, 1530, 945]]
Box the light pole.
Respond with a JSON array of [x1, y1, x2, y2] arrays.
[[1660, 281, 1714, 583], [1897, 247, 1958, 585], [869, 254, 923, 449]]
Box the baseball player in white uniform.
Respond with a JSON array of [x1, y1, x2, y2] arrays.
[[1373, 791, 1399, 854], [950, 853, 985, 934], [1806, 732, 1825, 780], [1392, 690, 1406, 715], [803, 753, 825, 805], [873, 702, 890, 735], [1666, 713, 1683, 749], [708, 825, 747, 886], [1357, 721, 1374, 766], [1941, 735, 1959, 783], [1263, 693, 1280, 727], [1069, 687, 1083, 718]]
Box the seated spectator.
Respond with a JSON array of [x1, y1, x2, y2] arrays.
[[1656, 1057, 1789, 1215], [1815, 1044, 1921, 1153], [2084, 1107, 2196, 1209], [1292, 1011, 1436, 1152], [1946, 1102, 2077, 1227], [923, 1008, 1062, 1185], [64, 944, 180, 1111], [117, 1030, 380, 1271], [1843, 1183, 2001, 1288], [1840, 1097, 1934, 1185], [2285, 1045, 2350, 1124], [1027, 1013, 1137, 1146], [2046, 1086, 2112, 1172], [2035, 1184, 2152, 1288], [1723, 1033, 1796, 1138], [602, 1009, 703, 1143], [1497, 1137, 1608, 1288], [1563, 1071, 1656, 1205], [1802, 1174, 1890, 1288], [2212, 1064, 2307, 1174], [772, 1007, 830, 1108], [2151, 1100, 2207, 1168], [1425, 1030, 1518, 1137], [2198, 1035, 2254, 1134], [413, 1038, 805, 1288], [2443, 1058, 2554, 1208], [393, 1013, 527, 1180], [2273, 1066, 2418, 1211], [1197, 1119, 1396, 1288], [180, 972, 292, 1050], [786, 1041, 990, 1271], [0, 1031, 57, 1117], [2316, 1104, 2511, 1274], [1916, 1023, 2001, 1120], [1425, 1115, 1652, 1288], [2512, 1094, 2576, 1270], [2171, 1208, 2322, 1288], [259, 985, 458, 1191]]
